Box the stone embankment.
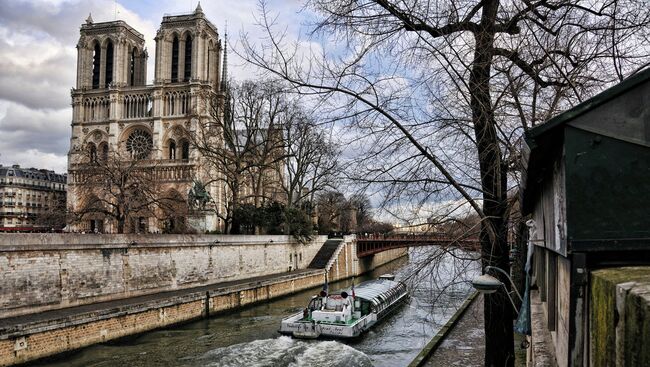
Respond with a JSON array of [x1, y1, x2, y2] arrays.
[[0, 234, 407, 366]]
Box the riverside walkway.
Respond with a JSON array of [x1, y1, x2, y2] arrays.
[[407, 292, 485, 367], [423, 293, 485, 367], [411, 292, 529, 367]]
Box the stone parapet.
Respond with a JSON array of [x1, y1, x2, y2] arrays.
[[590, 266, 650, 367], [0, 234, 327, 318]]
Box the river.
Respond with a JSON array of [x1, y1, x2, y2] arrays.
[[33, 247, 480, 367]]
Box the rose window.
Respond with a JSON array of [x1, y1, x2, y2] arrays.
[[126, 129, 153, 159]]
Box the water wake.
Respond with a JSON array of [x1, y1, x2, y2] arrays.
[[195, 336, 373, 367]]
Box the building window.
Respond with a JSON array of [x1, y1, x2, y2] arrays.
[[129, 48, 136, 86], [181, 140, 190, 160], [137, 217, 147, 233], [92, 42, 101, 89], [89, 143, 97, 163], [168, 140, 176, 159], [105, 40, 114, 87], [90, 219, 103, 233], [126, 129, 153, 159], [171, 36, 179, 82], [100, 143, 108, 161], [184, 34, 192, 81]]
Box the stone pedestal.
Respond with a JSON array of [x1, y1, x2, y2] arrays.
[[187, 211, 208, 233], [187, 210, 218, 233]]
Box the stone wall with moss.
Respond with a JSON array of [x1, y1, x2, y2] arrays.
[[590, 267, 650, 367]]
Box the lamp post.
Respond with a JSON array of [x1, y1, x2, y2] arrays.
[[472, 265, 522, 314]]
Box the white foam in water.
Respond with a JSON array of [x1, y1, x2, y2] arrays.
[[196, 336, 373, 367], [290, 340, 373, 367]]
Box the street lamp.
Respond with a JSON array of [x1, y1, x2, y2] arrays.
[[472, 265, 522, 314]]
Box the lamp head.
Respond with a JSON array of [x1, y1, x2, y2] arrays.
[[471, 273, 503, 294]]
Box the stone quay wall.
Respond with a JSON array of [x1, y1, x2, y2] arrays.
[[0, 234, 326, 319], [0, 270, 325, 367], [0, 234, 408, 366]]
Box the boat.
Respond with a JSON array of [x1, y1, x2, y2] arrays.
[[279, 276, 409, 339]]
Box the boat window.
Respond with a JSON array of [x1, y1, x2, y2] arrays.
[[308, 297, 322, 311], [361, 300, 371, 315]]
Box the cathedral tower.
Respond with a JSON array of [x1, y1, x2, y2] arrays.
[[68, 4, 226, 233], [153, 3, 222, 89], [76, 14, 148, 89]]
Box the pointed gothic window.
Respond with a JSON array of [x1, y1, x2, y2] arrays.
[[105, 40, 114, 87], [100, 143, 109, 161], [181, 140, 190, 160], [129, 48, 136, 86], [169, 141, 176, 160], [89, 143, 97, 163], [207, 44, 211, 81], [171, 36, 179, 82], [184, 34, 192, 81], [92, 43, 101, 89]]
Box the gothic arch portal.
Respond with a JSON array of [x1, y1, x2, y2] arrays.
[[160, 188, 189, 233]]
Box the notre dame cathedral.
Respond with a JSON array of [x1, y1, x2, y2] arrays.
[[67, 4, 228, 233]]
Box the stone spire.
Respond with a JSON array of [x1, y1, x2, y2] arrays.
[[86, 13, 93, 24], [220, 25, 228, 92], [195, 2, 203, 15]]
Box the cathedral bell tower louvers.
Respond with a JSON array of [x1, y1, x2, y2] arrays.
[[68, 4, 227, 233]]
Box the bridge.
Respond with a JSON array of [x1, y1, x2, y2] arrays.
[[355, 234, 480, 257]]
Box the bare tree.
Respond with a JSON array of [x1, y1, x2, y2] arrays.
[[33, 194, 67, 231], [281, 110, 340, 211], [241, 1, 650, 365], [70, 150, 184, 234], [191, 80, 289, 234], [315, 190, 347, 233]]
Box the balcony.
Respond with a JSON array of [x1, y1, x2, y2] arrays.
[[151, 160, 195, 182], [69, 159, 195, 183]]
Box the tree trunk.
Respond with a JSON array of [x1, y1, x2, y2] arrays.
[[229, 184, 241, 234], [470, 0, 515, 366]]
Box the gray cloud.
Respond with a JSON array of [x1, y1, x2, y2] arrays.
[[0, 1, 81, 44], [0, 0, 308, 173], [0, 48, 75, 110], [0, 102, 70, 156]]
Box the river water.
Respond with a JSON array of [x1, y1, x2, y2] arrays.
[[33, 247, 479, 367]]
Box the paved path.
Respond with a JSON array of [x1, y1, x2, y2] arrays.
[[424, 293, 485, 367]]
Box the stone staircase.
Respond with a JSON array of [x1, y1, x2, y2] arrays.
[[308, 238, 344, 269]]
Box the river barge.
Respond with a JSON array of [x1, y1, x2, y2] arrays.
[[279, 277, 409, 339]]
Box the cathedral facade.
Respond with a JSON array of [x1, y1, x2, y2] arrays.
[[67, 5, 227, 233]]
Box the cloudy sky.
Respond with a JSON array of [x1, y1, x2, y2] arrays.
[[0, 0, 307, 173]]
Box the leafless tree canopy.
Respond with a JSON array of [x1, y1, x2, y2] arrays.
[[240, 0, 649, 364], [191, 79, 340, 234], [282, 110, 340, 208], [71, 150, 186, 234]]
